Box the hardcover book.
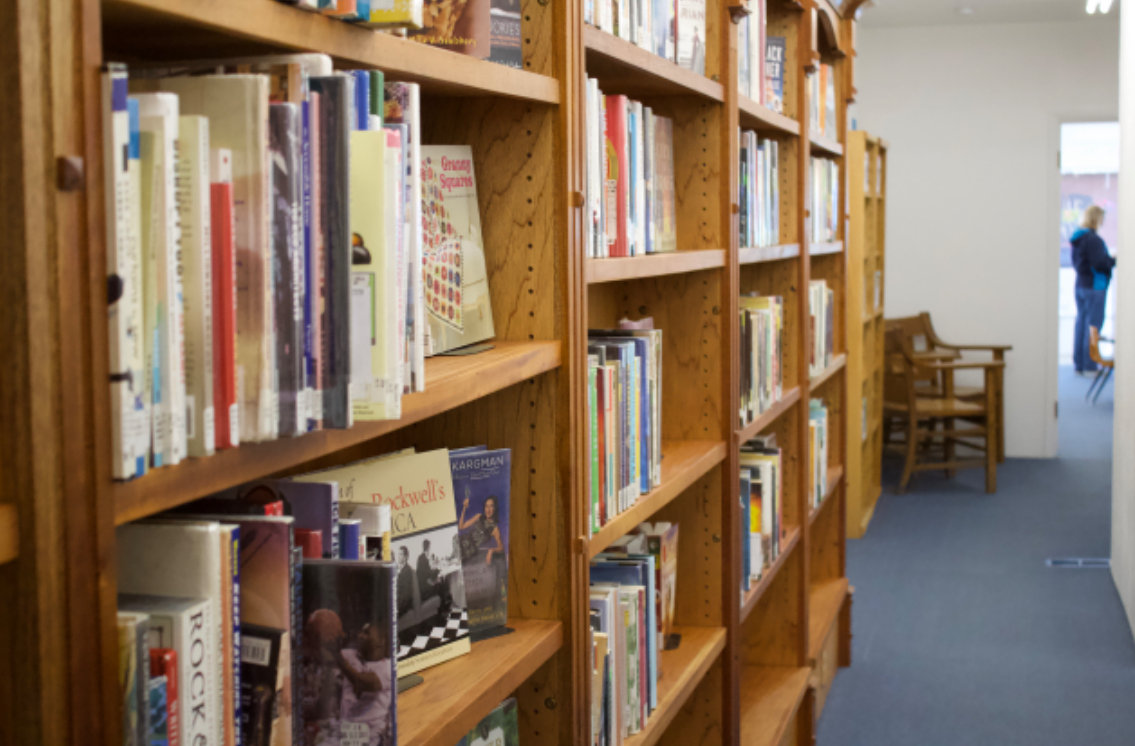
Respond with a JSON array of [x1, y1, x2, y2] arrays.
[[150, 649, 181, 746], [294, 449, 472, 675], [676, 0, 706, 75], [651, 116, 677, 254], [149, 675, 170, 746], [300, 560, 398, 746], [420, 146, 495, 354], [409, 0, 490, 59], [765, 36, 786, 115], [117, 611, 149, 746], [450, 448, 510, 635], [211, 148, 240, 449], [456, 697, 518, 746], [489, 0, 523, 69]]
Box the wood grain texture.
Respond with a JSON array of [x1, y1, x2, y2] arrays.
[[738, 387, 801, 443], [740, 534, 804, 668], [586, 250, 727, 284], [739, 244, 801, 265], [809, 353, 846, 389], [115, 341, 561, 524], [589, 440, 726, 558], [809, 132, 843, 157], [738, 666, 811, 746], [656, 656, 725, 746], [0, 506, 17, 565], [741, 526, 801, 624], [657, 466, 724, 628], [398, 619, 563, 746], [808, 240, 843, 257], [808, 465, 844, 526], [738, 96, 801, 137], [101, 0, 560, 102], [583, 26, 724, 101], [807, 577, 849, 660]]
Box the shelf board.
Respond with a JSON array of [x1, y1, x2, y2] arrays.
[[808, 578, 849, 660], [101, 0, 560, 103], [738, 666, 811, 746], [0, 504, 16, 565], [809, 132, 843, 157], [586, 250, 726, 284], [809, 240, 843, 257], [809, 464, 844, 526], [626, 626, 727, 746], [115, 341, 562, 525], [589, 440, 727, 558], [583, 25, 724, 101], [739, 244, 801, 265], [738, 387, 801, 443], [740, 525, 801, 623], [738, 96, 801, 136], [400, 618, 562, 746], [809, 354, 846, 389]]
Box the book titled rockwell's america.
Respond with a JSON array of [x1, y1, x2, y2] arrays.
[[293, 449, 471, 676]]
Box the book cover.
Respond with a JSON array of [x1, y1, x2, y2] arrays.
[[294, 450, 472, 675], [384, 126, 408, 407], [150, 649, 181, 746], [604, 96, 629, 258], [241, 624, 285, 746], [117, 611, 149, 746], [676, 0, 705, 75], [409, 0, 490, 58], [149, 675, 170, 746], [304, 94, 325, 433], [651, 116, 676, 254], [211, 148, 240, 449], [103, 66, 149, 479], [300, 560, 397, 746], [420, 146, 495, 354], [652, 0, 675, 61], [157, 75, 276, 443], [765, 36, 786, 115], [365, 0, 423, 27], [738, 13, 750, 98], [178, 115, 216, 457], [489, 0, 523, 69], [451, 448, 510, 635], [458, 697, 518, 746]]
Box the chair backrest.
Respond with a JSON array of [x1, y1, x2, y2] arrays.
[[886, 314, 933, 353], [1089, 326, 1109, 366]]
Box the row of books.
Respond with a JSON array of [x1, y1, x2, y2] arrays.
[[809, 399, 830, 507], [737, 1, 786, 115], [103, 55, 496, 481], [810, 155, 840, 243], [740, 435, 784, 595], [116, 446, 512, 746], [739, 130, 781, 249], [809, 279, 835, 379], [739, 296, 784, 428], [808, 63, 838, 141], [589, 522, 679, 746], [583, 0, 706, 76], [586, 323, 663, 534], [271, 0, 523, 70], [584, 81, 679, 259]]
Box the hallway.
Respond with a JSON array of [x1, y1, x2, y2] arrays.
[[816, 367, 1135, 745]]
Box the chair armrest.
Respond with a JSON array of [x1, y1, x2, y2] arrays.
[[918, 361, 1006, 371], [911, 350, 960, 361], [933, 343, 1013, 352]]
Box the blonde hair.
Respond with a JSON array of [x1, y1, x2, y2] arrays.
[[1082, 205, 1106, 231]]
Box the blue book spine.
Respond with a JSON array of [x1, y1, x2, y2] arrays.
[[339, 521, 361, 559], [354, 71, 370, 130]]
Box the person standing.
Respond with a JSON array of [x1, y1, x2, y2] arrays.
[[1071, 205, 1116, 374]]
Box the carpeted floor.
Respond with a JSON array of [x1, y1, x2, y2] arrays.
[[816, 366, 1135, 746]]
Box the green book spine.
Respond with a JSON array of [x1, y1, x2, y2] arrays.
[[369, 70, 384, 126]]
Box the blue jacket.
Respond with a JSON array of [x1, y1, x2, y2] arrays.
[[1071, 228, 1115, 291]]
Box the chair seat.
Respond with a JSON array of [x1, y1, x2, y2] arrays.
[[914, 383, 985, 400], [886, 397, 983, 418]]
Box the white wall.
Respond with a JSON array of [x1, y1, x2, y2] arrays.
[[856, 18, 1119, 457], [1112, 0, 1135, 645]]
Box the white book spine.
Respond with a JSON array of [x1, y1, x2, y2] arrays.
[[407, 85, 426, 390], [178, 600, 217, 746], [178, 115, 216, 457], [385, 137, 403, 419]]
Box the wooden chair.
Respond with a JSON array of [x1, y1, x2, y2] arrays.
[[1086, 326, 1114, 405], [885, 312, 1011, 462], [884, 329, 1004, 494]]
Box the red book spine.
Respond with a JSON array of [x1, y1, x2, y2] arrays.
[[604, 95, 629, 258], [150, 648, 179, 746], [210, 182, 238, 449]]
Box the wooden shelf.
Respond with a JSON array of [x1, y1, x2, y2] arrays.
[[101, 0, 561, 103], [738, 96, 801, 136], [0, 504, 16, 565], [583, 25, 724, 101], [115, 341, 562, 525], [586, 250, 726, 284], [809, 464, 844, 526], [809, 240, 843, 256], [738, 666, 812, 746], [738, 387, 801, 442], [589, 440, 727, 558], [809, 354, 846, 389], [808, 578, 849, 660], [741, 525, 801, 623], [626, 626, 727, 746], [400, 618, 563, 746], [809, 132, 843, 157], [739, 244, 801, 265]]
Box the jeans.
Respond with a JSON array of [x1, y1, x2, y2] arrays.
[[1074, 286, 1107, 372]]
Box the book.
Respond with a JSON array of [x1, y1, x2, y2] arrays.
[[410, 0, 491, 60], [456, 697, 518, 746], [300, 560, 398, 746], [489, 0, 523, 69], [149, 675, 170, 746], [363, 0, 423, 27], [103, 65, 149, 479], [604, 95, 629, 258], [676, 0, 705, 75], [636, 522, 677, 644], [119, 596, 214, 746], [240, 624, 285, 746], [652, 0, 675, 61], [294, 449, 472, 675], [117, 611, 150, 746], [150, 649, 181, 746], [420, 146, 495, 354], [219, 524, 242, 746], [451, 448, 510, 635], [211, 148, 240, 449], [157, 75, 276, 443], [178, 115, 216, 458], [765, 36, 786, 114], [303, 94, 324, 433]]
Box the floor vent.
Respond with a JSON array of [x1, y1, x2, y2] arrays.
[[1046, 558, 1111, 569]]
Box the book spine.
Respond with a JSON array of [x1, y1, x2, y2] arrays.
[[227, 526, 243, 746], [605, 96, 628, 258], [302, 99, 315, 433], [308, 93, 325, 430], [589, 360, 600, 535], [183, 603, 216, 746], [209, 150, 239, 450], [150, 649, 180, 746], [289, 530, 301, 746], [135, 616, 151, 746]]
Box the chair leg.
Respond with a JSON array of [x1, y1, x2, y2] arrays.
[[1092, 367, 1113, 405], [985, 432, 997, 494], [996, 371, 1006, 463], [1086, 369, 1104, 401], [899, 419, 918, 494], [943, 417, 956, 478]]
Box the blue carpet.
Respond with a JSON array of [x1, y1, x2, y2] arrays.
[[816, 366, 1135, 746]]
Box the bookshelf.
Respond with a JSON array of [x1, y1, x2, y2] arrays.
[[846, 131, 888, 539], [0, 0, 865, 744]]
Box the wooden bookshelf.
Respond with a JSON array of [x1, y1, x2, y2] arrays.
[[846, 130, 888, 538], [2, 0, 869, 742], [810, 464, 845, 526]]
